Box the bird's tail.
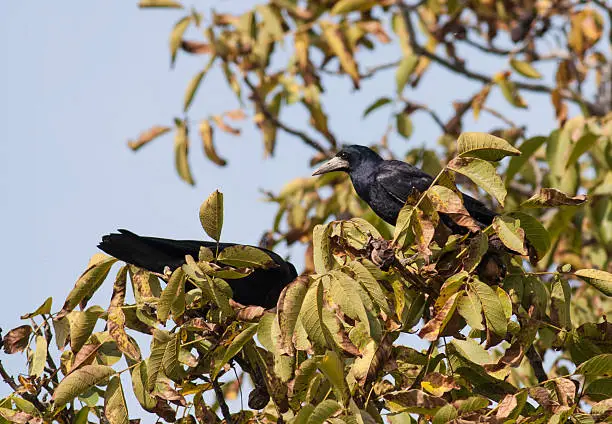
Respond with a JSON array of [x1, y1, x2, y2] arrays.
[[98, 229, 204, 274]]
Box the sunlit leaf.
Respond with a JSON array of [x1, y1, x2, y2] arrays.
[[396, 54, 418, 93], [104, 376, 129, 424], [199, 190, 223, 241], [470, 280, 507, 337], [21, 297, 52, 319], [217, 245, 276, 269], [448, 157, 506, 206], [139, 0, 182, 7], [574, 269, 612, 296], [493, 216, 528, 255], [53, 365, 114, 406], [457, 132, 520, 161], [363, 97, 392, 118], [169, 16, 192, 66], [521, 188, 587, 208], [29, 335, 47, 378], [509, 58, 542, 79]]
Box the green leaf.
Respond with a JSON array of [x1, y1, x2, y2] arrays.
[[58, 254, 117, 318], [299, 281, 328, 349], [456, 396, 489, 413], [173, 120, 195, 185], [292, 404, 315, 424], [331, 0, 375, 14], [308, 399, 343, 424], [183, 58, 214, 112], [147, 330, 172, 390], [53, 365, 115, 406], [321, 21, 360, 89], [506, 136, 547, 183], [29, 335, 47, 378], [199, 190, 223, 241], [212, 324, 258, 378], [521, 188, 587, 208], [313, 223, 334, 274], [69, 307, 105, 353], [509, 58, 542, 79], [169, 16, 192, 66], [470, 280, 507, 337], [457, 291, 484, 330], [344, 261, 390, 315], [157, 268, 186, 323], [130, 362, 156, 411], [139, 0, 183, 7], [508, 212, 550, 257], [396, 54, 419, 93], [329, 272, 371, 334], [277, 277, 309, 355], [575, 354, 612, 376], [396, 113, 413, 139], [457, 132, 521, 161], [448, 157, 506, 206], [318, 351, 349, 403], [493, 216, 528, 255], [162, 333, 182, 381], [393, 205, 416, 247], [450, 338, 491, 366], [104, 376, 129, 424], [585, 378, 612, 401], [433, 404, 458, 424], [217, 245, 276, 269], [566, 133, 599, 168], [21, 297, 52, 319], [574, 269, 612, 296], [363, 97, 392, 118]]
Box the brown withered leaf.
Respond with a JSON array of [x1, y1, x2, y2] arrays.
[[529, 386, 559, 413], [128, 125, 171, 151], [428, 185, 481, 232], [230, 300, 266, 322], [108, 266, 141, 361], [212, 115, 241, 135], [151, 398, 176, 423], [553, 378, 577, 406], [420, 372, 460, 397], [2, 325, 32, 354], [384, 389, 448, 411], [496, 393, 518, 419], [418, 293, 459, 341], [224, 109, 246, 120], [70, 342, 102, 373], [520, 188, 587, 208], [200, 119, 227, 166], [277, 276, 309, 355], [181, 40, 212, 54], [154, 378, 187, 407]]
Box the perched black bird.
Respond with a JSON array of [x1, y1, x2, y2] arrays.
[[312, 145, 498, 231], [98, 229, 298, 309]]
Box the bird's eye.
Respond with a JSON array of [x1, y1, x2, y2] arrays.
[[338, 152, 348, 159]]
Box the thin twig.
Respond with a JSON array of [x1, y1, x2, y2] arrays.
[[526, 346, 548, 383], [244, 76, 329, 154], [212, 377, 233, 424], [395, 0, 606, 116], [0, 361, 47, 412]]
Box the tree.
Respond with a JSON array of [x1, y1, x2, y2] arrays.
[[1, 0, 612, 422]]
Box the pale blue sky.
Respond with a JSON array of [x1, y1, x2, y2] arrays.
[[0, 1, 589, 419]]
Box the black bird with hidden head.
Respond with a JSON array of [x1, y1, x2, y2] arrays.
[[312, 144, 498, 231], [98, 229, 298, 309]]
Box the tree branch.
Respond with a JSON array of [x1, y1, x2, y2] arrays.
[[244, 76, 329, 154], [395, 0, 606, 116], [526, 346, 548, 383], [212, 377, 233, 424]]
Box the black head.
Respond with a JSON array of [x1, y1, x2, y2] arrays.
[[312, 145, 383, 176]]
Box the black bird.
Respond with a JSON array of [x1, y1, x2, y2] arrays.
[[312, 145, 497, 231], [98, 229, 298, 309]]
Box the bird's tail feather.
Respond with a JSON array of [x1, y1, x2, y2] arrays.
[[97, 229, 203, 273]]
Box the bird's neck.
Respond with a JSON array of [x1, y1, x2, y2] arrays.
[[349, 165, 377, 201]]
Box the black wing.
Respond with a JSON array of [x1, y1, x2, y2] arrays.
[[376, 161, 497, 227], [375, 160, 435, 204]]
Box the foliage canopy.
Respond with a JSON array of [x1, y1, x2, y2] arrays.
[[2, 0, 612, 423]]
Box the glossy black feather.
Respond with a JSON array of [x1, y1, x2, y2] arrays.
[[98, 229, 297, 308], [327, 145, 497, 228]]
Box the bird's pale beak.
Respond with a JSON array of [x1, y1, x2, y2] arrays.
[[312, 156, 350, 176]]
